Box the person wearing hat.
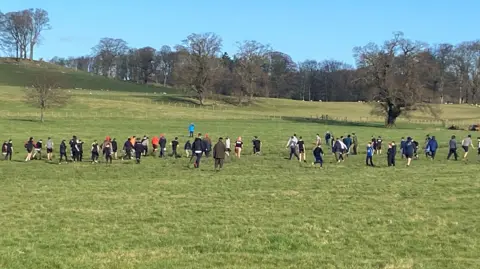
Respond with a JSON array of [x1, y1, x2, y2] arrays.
[[213, 137, 226, 171]]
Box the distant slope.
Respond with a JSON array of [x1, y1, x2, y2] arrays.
[[0, 58, 174, 93]]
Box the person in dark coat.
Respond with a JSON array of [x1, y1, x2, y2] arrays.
[[134, 138, 144, 164], [59, 140, 68, 163], [387, 142, 396, 166], [312, 145, 324, 167], [427, 136, 438, 160], [159, 135, 167, 158], [4, 139, 13, 161], [91, 141, 100, 163], [111, 138, 118, 159], [203, 134, 212, 157], [191, 134, 205, 168], [170, 137, 180, 158], [184, 140, 192, 158], [77, 140, 84, 161], [213, 137, 226, 171], [123, 138, 132, 160], [403, 137, 414, 166], [69, 136, 78, 162], [25, 137, 34, 162]]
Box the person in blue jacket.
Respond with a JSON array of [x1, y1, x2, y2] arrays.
[[403, 137, 415, 166], [366, 142, 374, 166], [427, 136, 438, 160], [188, 123, 195, 137]]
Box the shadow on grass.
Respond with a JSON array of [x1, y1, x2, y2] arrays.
[[6, 118, 40, 123], [135, 94, 203, 106], [281, 116, 425, 129]]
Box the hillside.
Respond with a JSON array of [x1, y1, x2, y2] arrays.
[[0, 58, 173, 93], [1, 58, 480, 127]]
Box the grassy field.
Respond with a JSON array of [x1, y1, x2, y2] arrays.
[[1, 60, 480, 268]]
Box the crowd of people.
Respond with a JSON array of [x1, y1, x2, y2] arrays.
[[2, 123, 480, 169]]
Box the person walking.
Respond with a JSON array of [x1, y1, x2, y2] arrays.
[[188, 123, 195, 137], [447, 135, 458, 161], [213, 137, 227, 171]]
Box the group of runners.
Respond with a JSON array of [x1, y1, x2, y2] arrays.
[[2, 123, 479, 169], [0, 129, 262, 170]]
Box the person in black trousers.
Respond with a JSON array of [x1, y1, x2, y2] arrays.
[[447, 135, 458, 161], [134, 138, 144, 164], [387, 142, 396, 166], [4, 140, 13, 160], [191, 134, 204, 168], [59, 140, 68, 163]]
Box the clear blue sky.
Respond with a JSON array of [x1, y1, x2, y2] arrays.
[[2, 0, 479, 65]]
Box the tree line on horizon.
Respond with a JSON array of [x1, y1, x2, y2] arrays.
[[1, 8, 480, 125]]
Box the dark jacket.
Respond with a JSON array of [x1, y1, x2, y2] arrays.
[[192, 138, 204, 152], [60, 142, 67, 153], [449, 139, 457, 149], [313, 147, 324, 157], [159, 137, 167, 148], [134, 141, 144, 153], [184, 141, 192, 150], [213, 141, 226, 159], [124, 140, 132, 150], [428, 139, 438, 152], [112, 140, 118, 151]]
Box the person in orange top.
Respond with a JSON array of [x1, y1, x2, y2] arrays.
[[151, 136, 159, 155], [130, 136, 135, 146]]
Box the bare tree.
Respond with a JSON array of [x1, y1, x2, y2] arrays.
[[92, 38, 128, 77], [0, 10, 31, 59], [430, 43, 454, 104], [354, 32, 440, 126], [156, 45, 175, 86], [299, 60, 318, 101], [27, 8, 51, 60], [24, 72, 70, 122], [234, 40, 270, 101], [174, 33, 223, 105]]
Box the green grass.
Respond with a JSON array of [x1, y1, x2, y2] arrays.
[[1, 62, 480, 268], [0, 58, 173, 93]]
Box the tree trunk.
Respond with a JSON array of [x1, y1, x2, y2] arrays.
[[40, 109, 44, 123], [385, 103, 401, 127], [29, 42, 34, 60], [198, 92, 205, 105], [163, 75, 167, 87]]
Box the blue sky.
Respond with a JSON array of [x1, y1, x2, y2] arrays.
[[2, 0, 479, 65]]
